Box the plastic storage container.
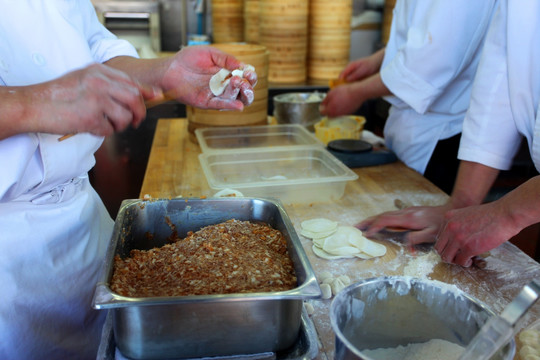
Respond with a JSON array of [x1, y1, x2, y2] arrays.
[[199, 146, 358, 204], [195, 124, 322, 153]]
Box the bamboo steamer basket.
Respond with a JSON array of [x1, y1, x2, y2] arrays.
[[308, 0, 352, 81], [244, 0, 260, 43], [212, 0, 244, 43], [187, 43, 269, 138], [382, 0, 397, 45], [259, 0, 308, 84]]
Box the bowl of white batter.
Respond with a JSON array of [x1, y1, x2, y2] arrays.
[[330, 276, 516, 360]]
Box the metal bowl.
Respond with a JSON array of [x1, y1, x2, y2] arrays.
[[273, 92, 326, 129], [330, 276, 516, 360], [92, 197, 321, 359]]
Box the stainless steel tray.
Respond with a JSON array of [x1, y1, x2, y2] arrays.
[[97, 306, 319, 360], [92, 198, 321, 359]]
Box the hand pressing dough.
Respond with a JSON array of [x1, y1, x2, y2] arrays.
[[209, 64, 255, 96]]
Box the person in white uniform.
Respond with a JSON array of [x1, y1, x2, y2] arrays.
[[320, 0, 498, 194], [0, 1, 257, 359], [359, 0, 540, 267]]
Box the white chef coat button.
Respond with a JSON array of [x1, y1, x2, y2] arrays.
[[32, 53, 47, 66]]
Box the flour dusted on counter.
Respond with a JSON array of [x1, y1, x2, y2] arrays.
[[403, 251, 441, 279], [362, 339, 465, 360]]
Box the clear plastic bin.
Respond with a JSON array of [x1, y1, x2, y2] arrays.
[[199, 146, 358, 204], [195, 124, 322, 154]]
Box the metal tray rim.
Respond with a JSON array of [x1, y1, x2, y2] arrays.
[[93, 197, 322, 309]]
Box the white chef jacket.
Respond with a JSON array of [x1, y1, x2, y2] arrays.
[[380, 0, 498, 174], [458, 0, 540, 172], [0, 1, 138, 359]]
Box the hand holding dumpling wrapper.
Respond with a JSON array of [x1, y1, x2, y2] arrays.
[[209, 64, 257, 107]]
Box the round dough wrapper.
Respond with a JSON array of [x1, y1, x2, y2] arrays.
[[300, 227, 337, 240], [312, 244, 354, 260], [322, 226, 363, 256], [359, 238, 387, 257], [301, 218, 338, 234]]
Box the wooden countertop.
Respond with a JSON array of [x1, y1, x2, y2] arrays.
[[140, 118, 540, 360]]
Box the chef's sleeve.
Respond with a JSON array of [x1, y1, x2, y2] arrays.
[[458, 1, 521, 171], [79, 0, 139, 63], [380, 0, 498, 114]]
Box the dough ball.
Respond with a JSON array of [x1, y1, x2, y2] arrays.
[[331, 277, 346, 295], [320, 283, 332, 299], [337, 274, 351, 286], [304, 301, 315, 315]]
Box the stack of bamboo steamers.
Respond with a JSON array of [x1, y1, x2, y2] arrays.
[[189, 0, 352, 132], [212, 0, 352, 84]]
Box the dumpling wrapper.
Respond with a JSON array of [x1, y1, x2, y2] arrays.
[[300, 227, 337, 240], [301, 218, 338, 234], [359, 237, 387, 257], [209, 68, 232, 96], [312, 244, 355, 260], [323, 226, 386, 258], [209, 65, 256, 96], [322, 226, 363, 256]]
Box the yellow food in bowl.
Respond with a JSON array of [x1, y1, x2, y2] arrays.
[[314, 116, 366, 145]]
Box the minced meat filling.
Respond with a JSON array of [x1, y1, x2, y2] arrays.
[[110, 219, 297, 297]]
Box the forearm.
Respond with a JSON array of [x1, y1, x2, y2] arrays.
[[105, 56, 171, 90], [350, 73, 392, 103], [0, 85, 46, 139], [449, 160, 500, 208], [498, 175, 540, 232], [370, 47, 386, 69]]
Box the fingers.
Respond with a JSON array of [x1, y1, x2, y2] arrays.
[[434, 223, 474, 267], [211, 48, 243, 73], [242, 68, 258, 87], [75, 64, 148, 135], [358, 211, 417, 237], [405, 228, 437, 246], [230, 76, 255, 106], [106, 82, 147, 129]]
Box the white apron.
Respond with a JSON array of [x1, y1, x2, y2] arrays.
[[0, 2, 137, 356], [0, 133, 113, 360]]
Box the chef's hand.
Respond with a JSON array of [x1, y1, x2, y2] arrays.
[[434, 202, 517, 267], [319, 83, 363, 117], [159, 45, 257, 111], [340, 49, 384, 83], [357, 203, 453, 246], [40, 63, 159, 136]]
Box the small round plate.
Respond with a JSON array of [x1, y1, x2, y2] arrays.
[[327, 139, 373, 154]]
